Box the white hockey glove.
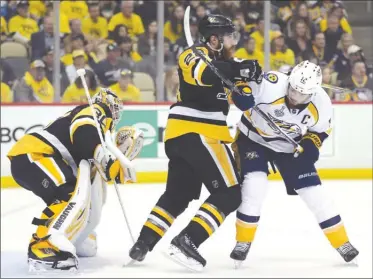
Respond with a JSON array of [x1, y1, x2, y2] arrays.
[[115, 126, 144, 161]]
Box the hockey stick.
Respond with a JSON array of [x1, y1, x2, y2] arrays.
[[183, 6, 303, 155], [76, 69, 136, 244]]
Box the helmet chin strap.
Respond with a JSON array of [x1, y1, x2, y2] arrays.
[[207, 41, 224, 53]]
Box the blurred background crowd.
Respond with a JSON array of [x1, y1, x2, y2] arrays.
[[0, 0, 372, 104]]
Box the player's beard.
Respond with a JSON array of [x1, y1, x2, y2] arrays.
[[223, 45, 236, 60]]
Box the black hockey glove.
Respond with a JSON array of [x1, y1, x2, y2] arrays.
[[294, 134, 321, 164], [229, 58, 263, 83]]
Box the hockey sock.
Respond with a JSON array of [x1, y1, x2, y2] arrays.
[[320, 215, 349, 249], [235, 212, 260, 243]]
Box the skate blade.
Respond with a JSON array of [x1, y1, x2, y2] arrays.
[[122, 258, 136, 267], [234, 260, 243, 269], [28, 258, 78, 274], [164, 244, 204, 272]]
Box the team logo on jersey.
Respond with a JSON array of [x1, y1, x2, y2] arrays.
[[268, 113, 302, 136], [274, 106, 285, 117], [264, 73, 278, 84]]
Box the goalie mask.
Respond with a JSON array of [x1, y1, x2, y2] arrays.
[[287, 60, 322, 105], [92, 88, 123, 128]]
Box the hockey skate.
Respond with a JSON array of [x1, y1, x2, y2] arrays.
[[230, 242, 251, 268], [28, 234, 78, 273], [129, 240, 149, 262], [337, 242, 359, 263], [167, 233, 206, 272]]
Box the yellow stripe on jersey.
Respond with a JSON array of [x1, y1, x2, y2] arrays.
[[202, 137, 238, 187], [153, 206, 174, 225], [70, 118, 96, 143], [7, 135, 55, 158], [144, 221, 165, 237], [236, 219, 258, 242], [32, 156, 66, 186], [323, 223, 349, 249], [307, 102, 319, 124], [201, 203, 224, 224], [271, 97, 286, 105], [164, 119, 233, 143], [192, 216, 213, 236]]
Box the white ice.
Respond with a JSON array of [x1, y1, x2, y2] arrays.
[[1, 180, 372, 278]]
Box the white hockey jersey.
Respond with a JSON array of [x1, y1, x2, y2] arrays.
[[237, 71, 333, 153]]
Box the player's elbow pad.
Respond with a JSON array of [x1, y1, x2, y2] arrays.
[[231, 92, 255, 111]]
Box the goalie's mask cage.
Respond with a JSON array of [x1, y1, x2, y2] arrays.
[[92, 88, 123, 128], [198, 14, 237, 52]]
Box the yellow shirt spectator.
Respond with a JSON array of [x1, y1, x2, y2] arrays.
[[109, 70, 141, 102], [163, 21, 183, 44], [48, 11, 71, 34], [24, 72, 54, 103], [1, 16, 7, 34], [61, 1, 88, 20], [270, 49, 295, 71], [250, 30, 275, 52], [8, 15, 39, 41], [61, 52, 89, 66], [29, 1, 46, 20], [234, 48, 265, 68], [1, 82, 13, 102], [319, 17, 352, 34], [108, 12, 145, 39], [82, 15, 108, 39], [62, 83, 99, 103]]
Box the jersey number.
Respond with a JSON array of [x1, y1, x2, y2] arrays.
[[95, 108, 106, 129]]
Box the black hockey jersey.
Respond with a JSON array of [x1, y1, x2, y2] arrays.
[[7, 103, 113, 177], [164, 45, 234, 143]]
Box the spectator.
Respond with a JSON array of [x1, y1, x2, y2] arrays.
[[92, 42, 133, 87], [308, 0, 336, 24], [1, 81, 13, 103], [137, 20, 158, 57], [270, 31, 295, 71], [109, 24, 129, 45], [311, 31, 328, 67], [319, 2, 352, 34], [61, 0, 88, 21], [99, 0, 117, 20], [347, 44, 370, 75], [341, 61, 373, 102], [29, 0, 46, 22], [63, 19, 84, 54], [0, 59, 17, 88], [109, 69, 141, 102], [42, 46, 69, 94], [61, 34, 86, 66], [1, 15, 8, 41], [286, 18, 313, 63], [275, 0, 298, 30], [82, 2, 108, 42], [135, 38, 176, 82], [65, 50, 90, 84], [164, 66, 179, 102], [108, 0, 145, 39], [323, 14, 346, 62], [8, 1, 39, 44], [212, 1, 239, 20], [240, 0, 263, 31], [43, 3, 71, 35], [30, 16, 54, 60], [1, 0, 17, 21], [329, 33, 354, 83], [118, 36, 142, 69], [13, 60, 54, 103], [234, 36, 264, 67], [62, 69, 99, 103], [250, 16, 275, 52], [173, 16, 199, 60], [233, 12, 252, 47], [286, 2, 316, 39], [195, 4, 208, 22], [134, 0, 157, 27], [321, 66, 339, 99], [164, 4, 185, 44]]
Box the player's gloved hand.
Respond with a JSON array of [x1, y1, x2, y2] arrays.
[[230, 81, 255, 111], [230, 58, 263, 83], [294, 134, 321, 163]]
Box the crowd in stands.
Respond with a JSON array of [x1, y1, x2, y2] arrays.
[[0, 0, 372, 103]]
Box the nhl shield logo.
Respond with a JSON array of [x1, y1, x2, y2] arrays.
[[274, 106, 285, 117]]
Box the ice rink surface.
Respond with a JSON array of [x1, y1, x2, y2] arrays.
[[1, 180, 372, 278]]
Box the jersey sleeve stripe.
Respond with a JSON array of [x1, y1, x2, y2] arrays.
[[69, 118, 97, 143]]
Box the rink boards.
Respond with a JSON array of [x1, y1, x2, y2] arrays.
[[1, 103, 372, 187]]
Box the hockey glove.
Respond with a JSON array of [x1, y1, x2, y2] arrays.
[[94, 145, 124, 183], [294, 133, 322, 163], [115, 126, 144, 161], [231, 81, 255, 111], [230, 58, 263, 83]]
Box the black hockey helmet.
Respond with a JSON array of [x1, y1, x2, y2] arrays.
[[198, 14, 235, 43]]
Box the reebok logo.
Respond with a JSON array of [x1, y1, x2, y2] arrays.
[[53, 202, 76, 230], [298, 172, 317, 179]]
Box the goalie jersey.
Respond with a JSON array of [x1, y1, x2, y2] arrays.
[[7, 103, 113, 176], [237, 71, 333, 153], [164, 45, 234, 143]]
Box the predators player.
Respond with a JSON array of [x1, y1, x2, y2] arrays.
[[229, 61, 359, 266], [128, 14, 262, 271], [7, 88, 143, 272]]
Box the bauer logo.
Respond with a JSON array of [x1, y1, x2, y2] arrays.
[[116, 110, 158, 158]]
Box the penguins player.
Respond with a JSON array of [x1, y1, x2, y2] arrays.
[[7, 88, 144, 272], [128, 14, 262, 271], [229, 61, 359, 266]]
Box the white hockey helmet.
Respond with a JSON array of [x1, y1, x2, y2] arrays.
[[92, 88, 123, 128], [288, 60, 322, 105]]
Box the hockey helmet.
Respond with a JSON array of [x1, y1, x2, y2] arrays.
[[199, 14, 236, 44]]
